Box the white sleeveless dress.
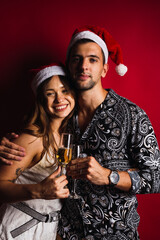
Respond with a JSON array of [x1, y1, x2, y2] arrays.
[[0, 151, 62, 240]]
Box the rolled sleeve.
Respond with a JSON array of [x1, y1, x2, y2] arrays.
[[128, 170, 141, 193]]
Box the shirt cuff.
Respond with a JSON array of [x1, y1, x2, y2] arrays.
[[128, 170, 141, 193]]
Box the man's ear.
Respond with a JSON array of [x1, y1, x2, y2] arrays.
[[101, 64, 109, 78]]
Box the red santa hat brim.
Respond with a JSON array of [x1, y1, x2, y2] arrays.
[[31, 65, 66, 94], [67, 30, 109, 63]]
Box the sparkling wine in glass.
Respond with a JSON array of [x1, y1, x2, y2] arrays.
[[69, 144, 87, 199], [56, 133, 73, 175]]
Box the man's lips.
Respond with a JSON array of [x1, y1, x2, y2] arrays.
[[77, 73, 90, 81]]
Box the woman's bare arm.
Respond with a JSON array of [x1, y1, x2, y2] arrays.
[[0, 133, 69, 203], [0, 133, 42, 203]]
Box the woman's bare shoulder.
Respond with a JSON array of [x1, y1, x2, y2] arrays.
[[13, 132, 43, 153]]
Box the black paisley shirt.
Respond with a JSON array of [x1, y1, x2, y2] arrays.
[[58, 89, 160, 240]]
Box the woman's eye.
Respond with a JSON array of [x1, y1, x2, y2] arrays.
[[46, 92, 55, 96], [62, 89, 68, 94]]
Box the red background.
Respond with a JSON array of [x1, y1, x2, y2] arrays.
[[0, 0, 159, 239]]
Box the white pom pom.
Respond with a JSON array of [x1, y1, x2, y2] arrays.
[[115, 64, 128, 76]]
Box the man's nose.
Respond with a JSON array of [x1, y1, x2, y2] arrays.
[[79, 59, 88, 71]]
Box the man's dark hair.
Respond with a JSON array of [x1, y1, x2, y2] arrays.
[[67, 38, 105, 65]]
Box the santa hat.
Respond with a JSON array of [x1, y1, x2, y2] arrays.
[[31, 63, 66, 94], [67, 25, 128, 76]]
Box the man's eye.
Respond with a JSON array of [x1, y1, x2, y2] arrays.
[[90, 58, 97, 63], [71, 57, 80, 63]]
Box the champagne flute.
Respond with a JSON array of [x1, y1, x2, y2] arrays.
[[69, 144, 87, 199], [56, 133, 73, 175]]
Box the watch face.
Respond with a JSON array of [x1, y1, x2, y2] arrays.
[[110, 171, 120, 185]]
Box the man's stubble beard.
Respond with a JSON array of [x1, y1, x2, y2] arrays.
[[72, 77, 96, 91]]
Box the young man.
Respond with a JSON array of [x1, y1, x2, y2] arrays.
[[57, 26, 160, 240], [0, 26, 160, 240]]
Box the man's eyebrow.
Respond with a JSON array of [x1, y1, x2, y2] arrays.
[[70, 54, 80, 57], [71, 54, 100, 59], [88, 55, 100, 59]]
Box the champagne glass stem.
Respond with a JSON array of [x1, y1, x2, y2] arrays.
[[61, 165, 67, 175]]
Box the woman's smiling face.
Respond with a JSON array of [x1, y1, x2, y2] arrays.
[[44, 75, 75, 119]]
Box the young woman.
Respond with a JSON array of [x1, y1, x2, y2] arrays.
[[0, 63, 75, 240]]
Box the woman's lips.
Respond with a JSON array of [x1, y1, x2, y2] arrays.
[[54, 104, 68, 111]]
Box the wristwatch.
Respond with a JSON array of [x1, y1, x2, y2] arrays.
[[109, 170, 120, 186]]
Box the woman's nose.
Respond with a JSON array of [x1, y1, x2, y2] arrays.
[[55, 93, 64, 103]]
